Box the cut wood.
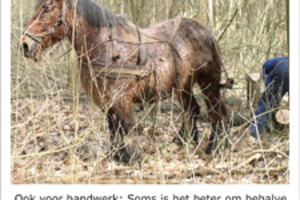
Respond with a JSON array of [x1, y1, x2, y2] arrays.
[[246, 72, 261, 108], [245, 72, 260, 82], [275, 109, 289, 125]]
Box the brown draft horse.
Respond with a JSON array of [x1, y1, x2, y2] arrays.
[[22, 0, 227, 163]]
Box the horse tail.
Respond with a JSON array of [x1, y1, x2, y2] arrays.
[[210, 37, 223, 71], [210, 35, 234, 89]]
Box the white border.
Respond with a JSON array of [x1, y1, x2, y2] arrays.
[[289, 0, 300, 197], [1, 0, 299, 199]]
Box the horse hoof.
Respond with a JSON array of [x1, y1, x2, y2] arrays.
[[172, 136, 184, 147], [205, 141, 227, 154], [205, 144, 213, 154], [205, 148, 211, 154], [113, 145, 140, 164]]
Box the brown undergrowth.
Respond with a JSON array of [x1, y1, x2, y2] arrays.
[[11, 94, 289, 184]]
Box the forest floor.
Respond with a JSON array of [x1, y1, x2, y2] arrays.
[[11, 92, 289, 184]]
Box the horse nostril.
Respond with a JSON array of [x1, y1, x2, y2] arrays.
[[23, 42, 29, 57]]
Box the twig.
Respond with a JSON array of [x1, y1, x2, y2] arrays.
[[217, 9, 238, 42], [217, 9, 239, 42], [250, 150, 288, 159], [230, 167, 287, 175], [12, 126, 92, 159], [188, 167, 221, 177], [231, 153, 261, 170]]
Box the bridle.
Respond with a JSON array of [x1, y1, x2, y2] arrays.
[[23, 0, 68, 45]]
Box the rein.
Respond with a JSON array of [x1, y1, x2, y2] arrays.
[[24, 31, 41, 44]]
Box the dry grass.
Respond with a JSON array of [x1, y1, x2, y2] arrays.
[[11, 0, 289, 184]]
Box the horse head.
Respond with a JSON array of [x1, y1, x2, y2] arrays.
[[22, 0, 68, 61]]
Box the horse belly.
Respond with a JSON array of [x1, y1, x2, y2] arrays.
[[80, 71, 142, 109], [149, 59, 177, 100]]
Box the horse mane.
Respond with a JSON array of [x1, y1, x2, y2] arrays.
[[36, 0, 134, 30]]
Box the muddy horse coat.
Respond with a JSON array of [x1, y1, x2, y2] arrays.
[[22, 0, 227, 163]]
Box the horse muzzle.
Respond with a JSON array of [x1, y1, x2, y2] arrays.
[[21, 35, 42, 61]]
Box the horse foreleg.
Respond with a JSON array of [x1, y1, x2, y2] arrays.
[[107, 109, 119, 146], [107, 99, 140, 163], [174, 89, 201, 146]]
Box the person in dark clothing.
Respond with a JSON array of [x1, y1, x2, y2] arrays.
[[250, 57, 289, 138]]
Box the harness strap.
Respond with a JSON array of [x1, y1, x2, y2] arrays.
[[84, 62, 150, 80], [96, 21, 149, 80], [136, 26, 142, 65], [24, 32, 41, 43], [62, 0, 66, 20], [61, 0, 68, 31]]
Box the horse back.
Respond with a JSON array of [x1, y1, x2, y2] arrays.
[[141, 17, 222, 69]]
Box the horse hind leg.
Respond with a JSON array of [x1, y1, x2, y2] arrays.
[[174, 89, 201, 146], [198, 78, 227, 154]]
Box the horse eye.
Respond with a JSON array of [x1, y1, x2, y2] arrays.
[[57, 19, 63, 26], [41, 6, 50, 13], [42, 4, 53, 13]]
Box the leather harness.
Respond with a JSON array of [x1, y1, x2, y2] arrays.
[[90, 26, 150, 80]]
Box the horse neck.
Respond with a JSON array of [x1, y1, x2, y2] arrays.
[[63, 3, 137, 64], [64, 6, 109, 56]]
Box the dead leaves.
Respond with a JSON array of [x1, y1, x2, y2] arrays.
[[11, 98, 289, 184]]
